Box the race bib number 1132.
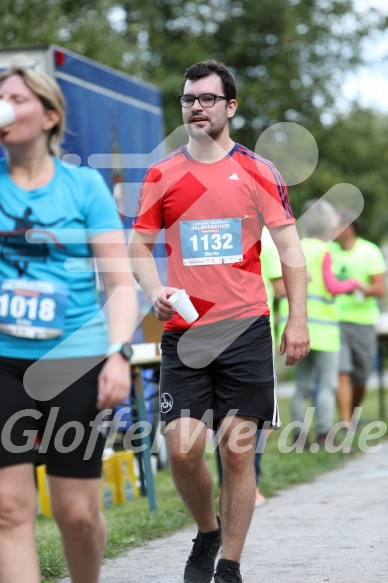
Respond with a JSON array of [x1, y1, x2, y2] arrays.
[[180, 218, 243, 266]]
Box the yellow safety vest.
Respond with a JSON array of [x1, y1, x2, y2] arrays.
[[278, 238, 340, 352]]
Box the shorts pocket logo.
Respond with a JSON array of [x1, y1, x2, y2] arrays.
[[161, 393, 173, 413]]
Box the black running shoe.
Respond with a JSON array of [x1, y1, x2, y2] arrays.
[[183, 518, 222, 583], [214, 565, 243, 583]]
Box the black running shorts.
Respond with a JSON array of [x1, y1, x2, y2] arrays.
[[159, 317, 280, 429], [0, 356, 111, 478]]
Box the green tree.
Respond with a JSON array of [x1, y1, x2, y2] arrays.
[[289, 109, 388, 243], [113, 0, 386, 146], [0, 0, 129, 70], [0, 0, 386, 147], [1, 1, 387, 243]]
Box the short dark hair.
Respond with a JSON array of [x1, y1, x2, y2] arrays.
[[337, 208, 360, 233], [181, 60, 237, 101]]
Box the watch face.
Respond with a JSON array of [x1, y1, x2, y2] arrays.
[[120, 343, 133, 361]]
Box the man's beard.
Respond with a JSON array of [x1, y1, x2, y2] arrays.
[[185, 119, 226, 142]]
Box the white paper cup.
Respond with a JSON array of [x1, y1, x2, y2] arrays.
[[170, 289, 199, 323], [0, 101, 16, 129]]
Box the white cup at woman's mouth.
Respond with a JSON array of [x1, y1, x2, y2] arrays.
[[0, 101, 16, 129]]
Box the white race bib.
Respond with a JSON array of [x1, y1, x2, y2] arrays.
[[0, 279, 68, 339], [180, 218, 243, 266]]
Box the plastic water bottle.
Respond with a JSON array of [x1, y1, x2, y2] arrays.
[[103, 484, 113, 509], [354, 290, 365, 303], [124, 478, 134, 502]]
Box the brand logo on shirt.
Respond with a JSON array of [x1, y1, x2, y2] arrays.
[[228, 173, 240, 181], [160, 393, 173, 413]]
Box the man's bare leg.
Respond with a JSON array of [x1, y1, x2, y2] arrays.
[[336, 372, 353, 425], [165, 417, 218, 532], [218, 415, 257, 562], [165, 417, 220, 583], [352, 382, 366, 411]]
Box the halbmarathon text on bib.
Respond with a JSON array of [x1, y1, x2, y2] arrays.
[[0, 278, 68, 339], [180, 218, 243, 266]]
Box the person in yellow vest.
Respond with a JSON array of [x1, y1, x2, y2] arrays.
[[330, 210, 386, 426], [279, 200, 362, 447]]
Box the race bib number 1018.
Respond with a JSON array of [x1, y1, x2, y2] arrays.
[[0, 279, 68, 339]]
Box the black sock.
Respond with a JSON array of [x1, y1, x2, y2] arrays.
[[217, 559, 240, 572], [199, 516, 221, 539]]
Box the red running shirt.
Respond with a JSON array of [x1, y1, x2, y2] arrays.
[[133, 143, 295, 331]]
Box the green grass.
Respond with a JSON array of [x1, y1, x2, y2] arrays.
[[37, 520, 66, 581], [38, 387, 388, 582], [259, 386, 388, 496]]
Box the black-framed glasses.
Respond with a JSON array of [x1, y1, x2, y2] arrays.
[[178, 94, 228, 108]]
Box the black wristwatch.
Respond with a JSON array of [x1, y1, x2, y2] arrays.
[[106, 342, 133, 362]]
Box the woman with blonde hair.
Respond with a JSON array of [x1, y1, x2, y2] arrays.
[[0, 66, 137, 583]]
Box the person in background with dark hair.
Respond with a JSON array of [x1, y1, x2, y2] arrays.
[[129, 60, 309, 583], [0, 66, 136, 583], [331, 210, 386, 427]]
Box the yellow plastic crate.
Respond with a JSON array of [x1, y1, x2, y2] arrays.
[[100, 455, 119, 509], [111, 451, 139, 504], [36, 464, 52, 517]]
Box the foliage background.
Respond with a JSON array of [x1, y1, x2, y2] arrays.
[[0, 0, 387, 242]]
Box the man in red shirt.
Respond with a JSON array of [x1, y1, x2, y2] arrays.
[[129, 60, 309, 583]]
